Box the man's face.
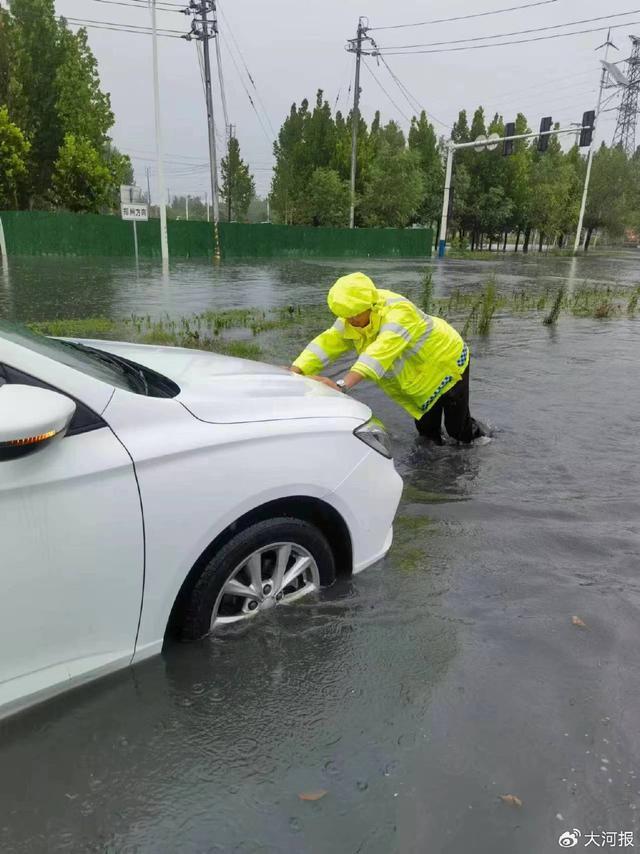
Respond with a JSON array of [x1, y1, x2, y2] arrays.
[[347, 310, 372, 328]]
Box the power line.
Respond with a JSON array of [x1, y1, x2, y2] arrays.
[[102, 0, 185, 6], [483, 68, 594, 104], [334, 57, 352, 112], [66, 21, 182, 37], [65, 16, 182, 36], [217, 0, 276, 137], [220, 33, 273, 144], [368, 0, 564, 31], [376, 9, 640, 51], [82, 0, 181, 11], [375, 51, 451, 128], [375, 19, 640, 55], [362, 59, 412, 123]]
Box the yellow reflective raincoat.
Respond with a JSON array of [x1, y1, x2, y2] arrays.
[[293, 273, 470, 419]]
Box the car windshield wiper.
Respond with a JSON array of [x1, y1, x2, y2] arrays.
[[61, 341, 149, 394]]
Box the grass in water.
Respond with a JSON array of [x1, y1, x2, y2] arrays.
[[543, 287, 565, 326], [421, 271, 434, 314], [478, 277, 497, 336], [26, 278, 639, 366]]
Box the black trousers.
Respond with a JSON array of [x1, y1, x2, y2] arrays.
[[415, 362, 484, 444]]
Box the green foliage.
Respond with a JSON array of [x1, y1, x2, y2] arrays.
[[301, 167, 350, 226], [0, 8, 10, 105], [543, 287, 565, 326], [2, 2, 126, 210], [271, 92, 436, 228], [0, 106, 30, 207], [421, 270, 433, 313], [478, 276, 497, 335], [55, 27, 113, 148], [50, 134, 113, 212], [582, 145, 632, 249], [627, 288, 639, 315], [103, 142, 133, 209], [359, 143, 424, 227], [408, 111, 444, 226], [221, 136, 255, 222], [7, 0, 64, 203]]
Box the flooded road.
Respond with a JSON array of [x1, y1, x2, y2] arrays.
[[0, 254, 639, 853], [1, 249, 639, 321]]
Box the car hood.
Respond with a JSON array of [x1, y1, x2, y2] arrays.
[[76, 338, 372, 425]]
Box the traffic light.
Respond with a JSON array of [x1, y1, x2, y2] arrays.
[[503, 122, 516, 156], [579, 110, 596, 147], [537, 116, 553, 152]]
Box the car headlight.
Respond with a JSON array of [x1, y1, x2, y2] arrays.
[[353, 417, 393, 459]]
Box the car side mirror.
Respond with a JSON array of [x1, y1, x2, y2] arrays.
[[0, 384, 76, 462]]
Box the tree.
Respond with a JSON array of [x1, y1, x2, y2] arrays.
[[451, 109, 470, 144], [271, 99, 310, 223], [503, 113, 533, 249], [360, 143, 424, 227], [247, 195, 269, 223], [220, 136, 255, 222], [529, 135, 581, 250], [380, 120, 405, 152], [304, 90, 337, 174], [0, 7, 10, 105], [103, 142, 133, 211], [301, 167, 350, 226], [6, 2, 123, 209], [409, 111, 444, 226], [7, 0, 65, 204], [0, 106, 30, 208], [50, 134, 113, 213], [582, 144, 630, 250], [56, 27, 114, 148]]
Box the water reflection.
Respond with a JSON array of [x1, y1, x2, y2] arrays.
[[2, 251, 639, 323]]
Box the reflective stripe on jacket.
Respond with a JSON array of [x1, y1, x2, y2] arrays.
[[292, 289, 470, 419]]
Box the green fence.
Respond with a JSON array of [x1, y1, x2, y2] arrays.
[[0, 211, 432, 259]]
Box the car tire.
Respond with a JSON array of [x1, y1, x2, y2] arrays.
[[180, 517, 336, 641]]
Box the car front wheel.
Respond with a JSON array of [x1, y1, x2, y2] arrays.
[[180, 517, 336, 640]]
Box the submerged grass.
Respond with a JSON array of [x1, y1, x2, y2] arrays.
[[543, 287, 565, 326], [421, 271, 433, 314], [478, 277, 497, 336], [26, 276, 638, 364]]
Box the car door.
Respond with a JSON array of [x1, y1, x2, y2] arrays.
[[0, 364, 145, 714]]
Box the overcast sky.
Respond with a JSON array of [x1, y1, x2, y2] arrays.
[[54, 0, 636, 201]]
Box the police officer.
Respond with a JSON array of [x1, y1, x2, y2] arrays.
[[290, 272, 485, 444]]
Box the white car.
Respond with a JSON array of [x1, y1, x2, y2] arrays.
[[0, 321, 403, 719]]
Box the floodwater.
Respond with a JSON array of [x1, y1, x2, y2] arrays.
[[0, 253, 639, 853]]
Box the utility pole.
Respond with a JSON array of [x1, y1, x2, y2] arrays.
[[183, 1, 221, 259], [573, 31, 616, 253], [437, 145, 455, 258], [346, 18, 373, 229], [205, 190, 209, 222], [149, 0, 169, 265]]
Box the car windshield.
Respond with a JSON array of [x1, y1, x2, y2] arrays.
[[0, 320, 179, 398]]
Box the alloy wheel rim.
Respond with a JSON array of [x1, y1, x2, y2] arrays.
[[210, 542, 320, 630]]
